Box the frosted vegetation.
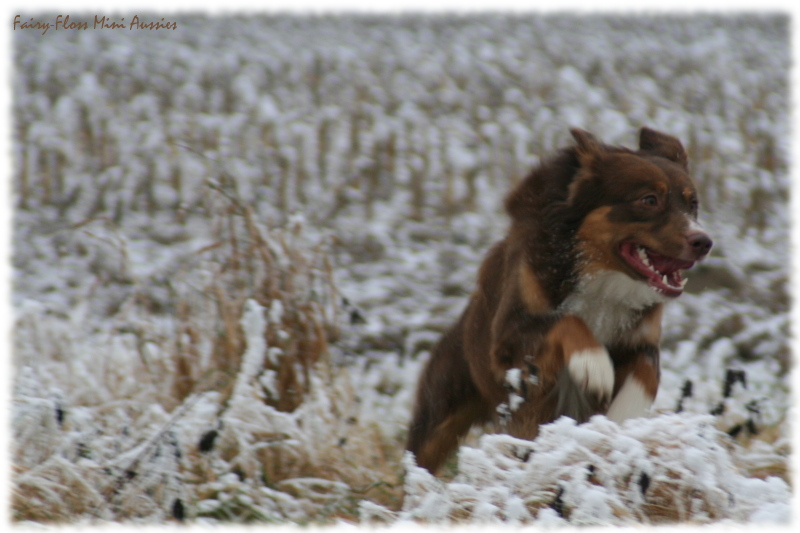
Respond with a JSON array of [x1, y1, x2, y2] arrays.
[[11, 13, 790, 525]]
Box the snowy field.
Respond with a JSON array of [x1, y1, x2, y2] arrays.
[[10, 13, 791, 525]]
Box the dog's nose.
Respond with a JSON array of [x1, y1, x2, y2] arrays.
[[688, 231, 713, 259]]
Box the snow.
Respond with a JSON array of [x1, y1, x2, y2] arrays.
[[9, 12, 791, 527], [399, 414, 791, 525]]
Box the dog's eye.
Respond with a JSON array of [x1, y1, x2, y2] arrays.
[[640, 195, 659, 207]]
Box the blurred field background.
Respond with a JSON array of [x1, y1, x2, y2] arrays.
[[10, 13, 791, 525]]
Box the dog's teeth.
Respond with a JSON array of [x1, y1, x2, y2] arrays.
[[662, 274, 669, 285], [637, 247, 649, 263], [680, 278, 688, 287]]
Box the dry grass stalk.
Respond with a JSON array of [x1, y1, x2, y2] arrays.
[[170, 179, 339, 415]]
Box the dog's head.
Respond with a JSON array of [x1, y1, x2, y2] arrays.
[[566, 127, 712, 298]]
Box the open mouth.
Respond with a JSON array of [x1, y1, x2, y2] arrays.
[[619, 241, 696, 297]]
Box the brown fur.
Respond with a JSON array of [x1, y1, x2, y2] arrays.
[[406, 127, 712, 474]]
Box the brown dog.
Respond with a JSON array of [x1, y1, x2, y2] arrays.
[[406, 127, 712, 473]]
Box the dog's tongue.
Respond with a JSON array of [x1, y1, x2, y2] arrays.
[[647, 251, 695, 275], [619, 241, 697, 297]]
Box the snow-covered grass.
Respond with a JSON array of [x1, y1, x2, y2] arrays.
[[399, 414, 790, 525], [11, 13, 790, 526]]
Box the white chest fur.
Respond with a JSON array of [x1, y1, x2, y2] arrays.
[[559, 270, 666, 347]]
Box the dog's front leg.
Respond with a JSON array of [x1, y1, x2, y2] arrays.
[[490, 311, 615, 436], [606, 345, 660, 423], [538, 315, 615, 422]]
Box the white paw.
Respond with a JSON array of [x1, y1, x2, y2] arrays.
[[606, 375, 653, 423], [568, 348, 614, 401]]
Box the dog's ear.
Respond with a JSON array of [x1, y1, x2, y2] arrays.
[[567, 129, 605, 205], [570, 128, 604, 168], [639, 127, 688, 169]]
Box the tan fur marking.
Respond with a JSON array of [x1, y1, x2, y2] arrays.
[[547, 315, 603, 363], [683, 187, 694, 205], [612, 352, 659, 401], [631, 353, 659, 398], [519, 262, 550, 313], [575, 206, 622, 274]]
